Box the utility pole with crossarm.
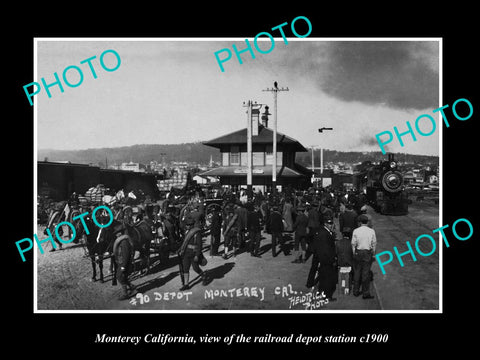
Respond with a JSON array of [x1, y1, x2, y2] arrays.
[[262, 81, 289, 194]]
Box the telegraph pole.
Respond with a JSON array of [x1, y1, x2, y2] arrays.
[[321, 148, 324, 174], [317, 127, 333, 187], [243, 100, 263, 199], [311, 147, 315, 171], [263, 81, 289, 194], [243, 100, 253, 196]]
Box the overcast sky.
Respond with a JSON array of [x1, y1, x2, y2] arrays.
[[36, 39, 440, 156]]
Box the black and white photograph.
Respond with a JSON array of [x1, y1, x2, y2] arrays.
[[33, 38, 441, 312], [7, 6, 479, 354]]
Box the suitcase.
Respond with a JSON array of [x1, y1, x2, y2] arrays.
[[338, 266, 352, 295]]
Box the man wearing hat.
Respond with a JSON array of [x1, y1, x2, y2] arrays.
[[307, 201, 321, 239], [292, 205, 309, 263], [339, 202, 358, 238], [246, 203, 263, 257], [111, 222, 137, 300], [306, 216, 337, 301], [164, 204, 180, 251], [177, 215, 208, 291], [269, 205, 284, 257], [351, 214, 377, 299], [360, 205, 373, 228], [222, 205, 240, 259], [234, 202, 248, 250]]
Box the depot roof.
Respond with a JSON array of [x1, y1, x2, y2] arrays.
[[203, 125, 308, 152]]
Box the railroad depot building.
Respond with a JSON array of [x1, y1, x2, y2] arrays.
[[200, 122, 312, 193]]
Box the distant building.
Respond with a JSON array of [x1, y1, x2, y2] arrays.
[[427, 174, 438, 183], [311, 168, 333, 188], [425, 170, 438, 184], [332, 172, 355, 191], [403, 169, 425, 184], [200, 123, 312, 193], [157, 172, 189, 191], [193, 174, 219, 185], [171, 161, 189, 168], [120, 161, 140, 172]]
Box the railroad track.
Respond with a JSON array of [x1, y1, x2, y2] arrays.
[[379, 213, 439, 258], [369, 204, 440, 310]]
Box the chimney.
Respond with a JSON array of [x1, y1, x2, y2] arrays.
[[261, 105, 271, 127]]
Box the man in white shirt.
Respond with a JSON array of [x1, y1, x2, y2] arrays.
[[351, 215, 377, 299]]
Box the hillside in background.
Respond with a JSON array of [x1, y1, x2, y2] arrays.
[[38, 143, 439, 168], [38, 143, 221, 168], [295, 150, 439, 168]]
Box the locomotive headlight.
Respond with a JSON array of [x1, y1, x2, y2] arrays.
[[382, 170, 403, 192]]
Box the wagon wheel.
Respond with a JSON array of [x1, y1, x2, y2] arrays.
[[205, 203, 222, 230], [46, 210, 64, 237]]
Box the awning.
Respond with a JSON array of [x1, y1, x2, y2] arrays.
[[199, 165, 308, 178]]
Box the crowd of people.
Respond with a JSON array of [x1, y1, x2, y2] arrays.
[[43, 184, 378, 302], [172, 186, 378, 302]]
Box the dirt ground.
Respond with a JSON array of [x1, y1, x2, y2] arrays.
[[35, 200, 439, 312]]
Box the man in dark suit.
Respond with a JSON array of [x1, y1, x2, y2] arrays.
[[234, 202, 248, 249], [269, 206, 284, 257], [292, 206, 309, 263], [178, 216, 208, 291], [209, 208, 222, 256], [247, 203, 263, 257], [339, 203, 358, 238], [222, 206, 240, 259], [307, 202, 321, 237], [306, 217, 337, 301]]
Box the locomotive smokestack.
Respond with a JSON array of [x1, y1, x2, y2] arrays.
[[388, 153, 394, 162]]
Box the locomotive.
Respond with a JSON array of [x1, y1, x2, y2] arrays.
[[357, 154, 408, 215]]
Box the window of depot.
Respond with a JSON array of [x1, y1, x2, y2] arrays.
[[230, 146, 240, 166], [222, 152, 229, 166]]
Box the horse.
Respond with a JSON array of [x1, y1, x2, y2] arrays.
[[98, 218, 154, 285], [77, 213, 116, 283], [122, 218, 154, 273]]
